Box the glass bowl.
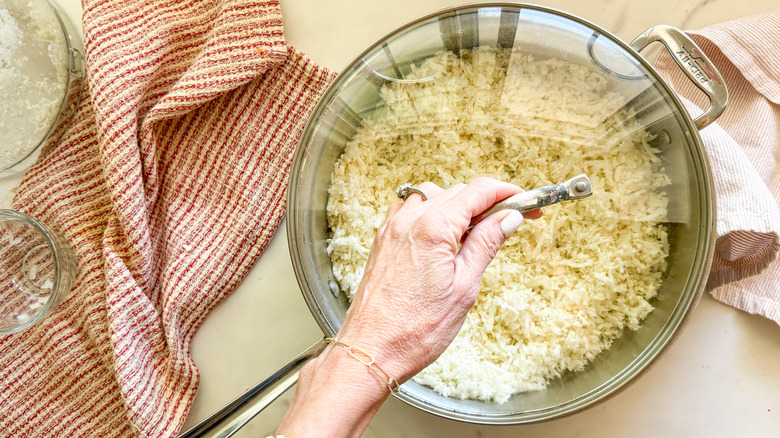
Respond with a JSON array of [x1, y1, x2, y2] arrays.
[[0, 209, 76, 334], [0, 0, 84, 178]]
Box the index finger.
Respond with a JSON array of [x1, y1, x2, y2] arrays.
[[439, 177, 524, 223]]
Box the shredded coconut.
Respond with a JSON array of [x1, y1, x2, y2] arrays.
[[326, 48, 670, 403]]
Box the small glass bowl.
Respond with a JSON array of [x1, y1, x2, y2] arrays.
[[0, 209, 76, 334], [0, 0, 84, 178]]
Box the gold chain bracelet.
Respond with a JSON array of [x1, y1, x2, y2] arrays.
[[324, 337, 401, 393]]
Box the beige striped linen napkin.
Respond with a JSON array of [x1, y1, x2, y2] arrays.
[[655, 10, 780, 323], [0, 0, 334, 436]]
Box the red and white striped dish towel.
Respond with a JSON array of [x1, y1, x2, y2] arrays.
[[0, 0, 334, 436], [655, 10, 780, 323]]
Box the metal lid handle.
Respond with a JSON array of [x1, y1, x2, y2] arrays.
[[469, 174, 593, 228], [631, 25, 728, 130]]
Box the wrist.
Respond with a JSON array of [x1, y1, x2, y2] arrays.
[[305, 342, 394, 404], [324, 338, 401, 393], [337, 317, 430, 383], [275, 342, 392, 437]]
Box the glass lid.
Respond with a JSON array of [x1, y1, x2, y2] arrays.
[[315, 3, 708, 223], [289, 3, 714, 423]]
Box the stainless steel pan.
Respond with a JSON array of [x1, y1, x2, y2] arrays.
[[181, 4, 725, 436]]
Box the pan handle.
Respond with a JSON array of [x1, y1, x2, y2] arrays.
[[631, 25, 728, 130], [179, 338, 328, 438]]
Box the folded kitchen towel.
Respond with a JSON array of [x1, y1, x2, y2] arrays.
[[0, 1, 334, 437], [654, 10, 780, 324]]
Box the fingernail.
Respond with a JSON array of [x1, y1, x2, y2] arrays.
[[499, 210, 524, 237]]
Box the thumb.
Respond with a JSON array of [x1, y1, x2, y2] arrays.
[[454, 210, 524, 288]]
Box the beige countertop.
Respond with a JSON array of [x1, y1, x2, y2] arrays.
[[4, 1, 780, 437]]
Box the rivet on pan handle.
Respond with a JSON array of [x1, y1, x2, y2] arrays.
[[631, 25, 728, 131]]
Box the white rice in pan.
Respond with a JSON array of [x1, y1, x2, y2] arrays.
[[326, 48, 670, 403]]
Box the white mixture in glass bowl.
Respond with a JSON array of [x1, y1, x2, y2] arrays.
[[0, 0, 68, 172]]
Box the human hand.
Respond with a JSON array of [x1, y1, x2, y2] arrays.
[[337, 177, 541, 382], [277, 177, 540, 437]]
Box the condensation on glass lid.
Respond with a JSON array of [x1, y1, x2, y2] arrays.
[[0, 0, 69, 172]]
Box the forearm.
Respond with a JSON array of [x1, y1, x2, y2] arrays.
[[275, 344, 392, 437]]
